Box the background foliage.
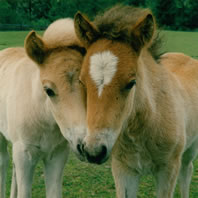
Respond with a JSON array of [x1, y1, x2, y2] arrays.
[[0, 0, 198, 31]]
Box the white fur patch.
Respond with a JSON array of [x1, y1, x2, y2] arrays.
[[89, 51, 118, 97]]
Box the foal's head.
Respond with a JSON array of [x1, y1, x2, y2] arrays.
[[25, 19, 86, 159], [74, 6, 156, 163]]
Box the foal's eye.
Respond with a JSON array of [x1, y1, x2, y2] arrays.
[[125, 80, 136, 90], [44, 87, 56, 97], [79, 79, 85, 86]]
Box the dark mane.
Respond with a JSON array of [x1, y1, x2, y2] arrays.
[[93, 5, 163, 60], [148, 33, 164, 60]]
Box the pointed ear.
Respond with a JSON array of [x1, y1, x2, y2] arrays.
[[74, 12, 99, 48], [131, 10, 155, 54], [25, 31, 47, 64]]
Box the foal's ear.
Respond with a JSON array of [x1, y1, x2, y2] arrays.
[[131, 10, 155, 54], [74, 12, 99, 48], [25, 31, 47, 64]]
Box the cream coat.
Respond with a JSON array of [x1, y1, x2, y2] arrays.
[[0, 18, 86, 198]]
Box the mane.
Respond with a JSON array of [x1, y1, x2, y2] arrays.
[[43, 18, 83, 49], [93, 5, 163, 60]]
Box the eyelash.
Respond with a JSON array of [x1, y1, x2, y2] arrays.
[[125, 80, 136, 90]]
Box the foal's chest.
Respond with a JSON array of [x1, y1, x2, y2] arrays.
[[116, 133, 161, 175]]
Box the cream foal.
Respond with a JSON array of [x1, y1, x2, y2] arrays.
[[0, 18, 86, 198]]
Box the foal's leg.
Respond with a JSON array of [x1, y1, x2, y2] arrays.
[[12, 142, 40, 198], [179, 161, 193, 198], [0, 134, 9, 198], [155, 157, 181, 198], [178, 140, 198, 198], [10, 164, 17, 198], [43, 140, 69, 198], [112, 157, 140, 198]]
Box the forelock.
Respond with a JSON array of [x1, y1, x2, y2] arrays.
[[43, 18, 82, 48], [89, 50, 118, 97]]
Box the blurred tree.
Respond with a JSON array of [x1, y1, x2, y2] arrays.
[[0, 0, 19, 23], [147, 0, 175, 28], [0, 0, 197, 30], [17, 0, 51, 22], [6, 0, 18, 9], [174, 0, 198, 30], [125, 0, 145, 7]]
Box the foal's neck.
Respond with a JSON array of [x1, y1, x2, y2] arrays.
[[131, 49, 169, 130]]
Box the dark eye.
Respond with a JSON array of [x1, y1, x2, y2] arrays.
[[125, 80, 136, 90], [44, 87, 56, 97], [79, 79, 85, 86]]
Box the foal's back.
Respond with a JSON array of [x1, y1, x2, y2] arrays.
[[161, 52, 198, 79], [161, 52, 198, 146], [161, 52, 198, 98]]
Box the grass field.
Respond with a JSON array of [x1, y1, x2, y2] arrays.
[[1, 30, 198, 198]]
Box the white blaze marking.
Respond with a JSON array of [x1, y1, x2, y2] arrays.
[[89, 50, 118, 97]]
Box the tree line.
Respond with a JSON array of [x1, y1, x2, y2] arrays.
[[0, 0, 198, 31]]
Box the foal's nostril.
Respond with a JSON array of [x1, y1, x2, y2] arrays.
[[81, 142, 85, 152], [84, 145, 107, 164], [77, 143, 83, 155], [101, 145, 107, 157]]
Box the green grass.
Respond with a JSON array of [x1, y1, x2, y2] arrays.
[[161, 30, 198, 59], [0, 31, 43, 50], [1, 30, 198, 198]]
